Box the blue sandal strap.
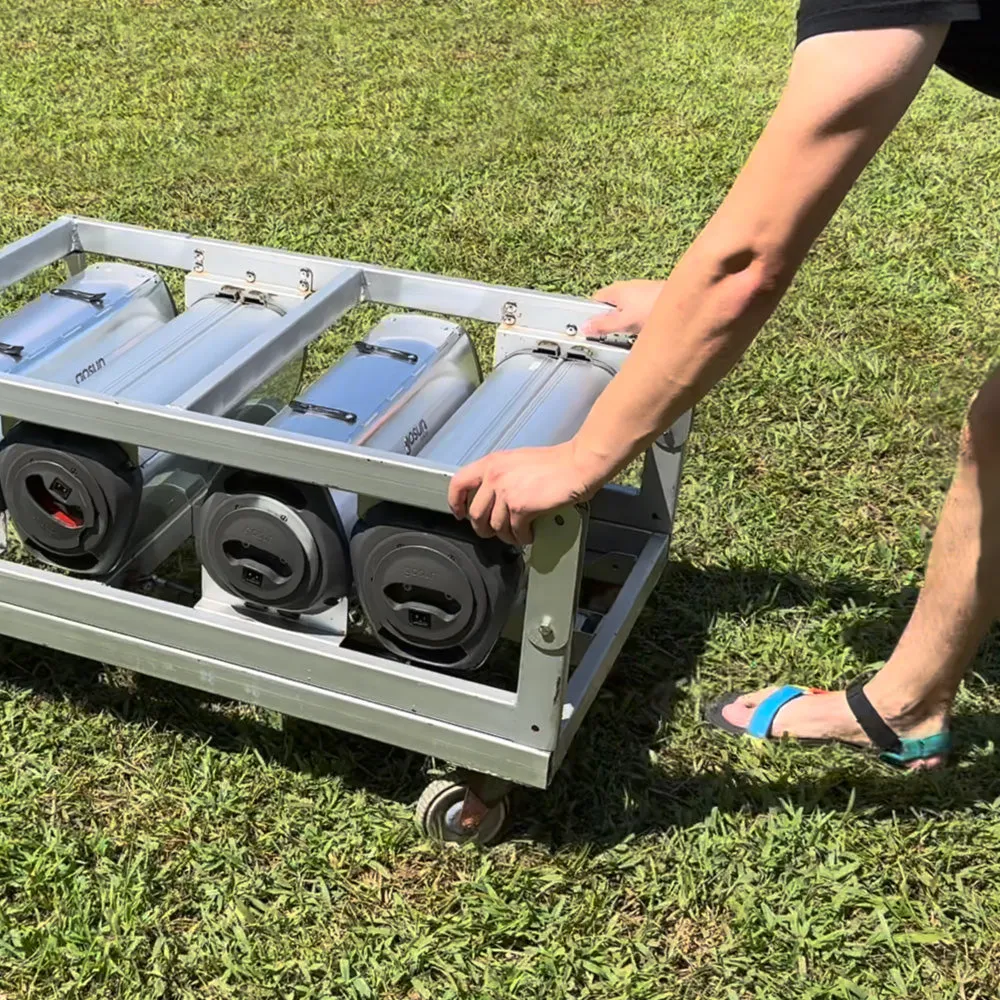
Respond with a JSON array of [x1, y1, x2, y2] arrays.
[[746, 685, 811, 739], [880, 731, 952, 765]]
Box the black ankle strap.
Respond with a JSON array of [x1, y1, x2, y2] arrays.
[[846, 678, 902, 754]]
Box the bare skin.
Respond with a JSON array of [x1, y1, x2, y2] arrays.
[[450, 26, 952, 542], [446, 24, 998, 760], [720, 371, 1000, 766]]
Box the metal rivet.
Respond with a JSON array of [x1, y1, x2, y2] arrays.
[[535, 615, 555, 643], [245, 270, 256, 283], [555, 515, 565, 526]]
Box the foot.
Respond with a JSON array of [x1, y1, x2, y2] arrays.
[[720, 683, 950, 770]]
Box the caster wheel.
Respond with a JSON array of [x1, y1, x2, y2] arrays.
[[415, 779, 510, 845]]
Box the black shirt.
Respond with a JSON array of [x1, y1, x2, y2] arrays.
[[797, 1, 999, 98]]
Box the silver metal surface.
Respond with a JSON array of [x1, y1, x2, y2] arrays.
[[276, 314, 479, 459], [170, 268, 363, 417], [198, 312, 480, 614], [418, 348, 615, 464], [184, 272, 309, 312], [555, 532, 671, 772], [0, 376, 459, 512], [68, 217, 615, 333], [514, 506, 587, 752], [493, 324, 631, 373], [2, 278, 305, 577], [198, 572, 350, 639], [82, 289, 283, 410], [0, 592, 551, 789], [0, 218, 687, 798], [0, 218, 76, 295], [0, 262, 174, 381]]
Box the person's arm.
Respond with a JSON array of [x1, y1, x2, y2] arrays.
[[450, 24, 949, 545], [572, 24, 948, 480]]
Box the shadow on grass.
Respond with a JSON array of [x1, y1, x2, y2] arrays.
[[0, 559, 996, 848]]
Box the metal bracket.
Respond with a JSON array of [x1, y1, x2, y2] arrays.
[[64, 250, 87, 276]]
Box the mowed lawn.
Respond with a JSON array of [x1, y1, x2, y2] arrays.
[[1, 1, 1000, 997]]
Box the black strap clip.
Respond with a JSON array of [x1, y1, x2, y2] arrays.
[[354, 341, 418, 364], [50, 287, 106, 308], [288, 400, 357, 424], [0, 342, 23, 359]]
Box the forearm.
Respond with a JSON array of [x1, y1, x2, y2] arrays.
[[570, 24, 946, 490], [573, 238, 791, 482]]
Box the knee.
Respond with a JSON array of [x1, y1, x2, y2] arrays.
[[961, 381, 1000, 464]]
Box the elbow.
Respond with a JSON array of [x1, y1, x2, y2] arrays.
[[704, 243, 791, 316], [715, 246, 788, 294]]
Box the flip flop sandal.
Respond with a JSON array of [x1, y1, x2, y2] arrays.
[[704, 679, 951, 768]]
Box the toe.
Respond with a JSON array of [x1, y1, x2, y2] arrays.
[[720, 686, 781, 731]]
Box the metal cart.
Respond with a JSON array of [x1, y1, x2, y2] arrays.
[[0, 217, 689, 844]]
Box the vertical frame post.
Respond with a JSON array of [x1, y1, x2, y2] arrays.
[[513, 506, 586, 751]]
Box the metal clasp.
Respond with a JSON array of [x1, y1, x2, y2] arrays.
[[354, 341, 418, 364], [288, 400, 357, 424], [50, 288, 106, 308]]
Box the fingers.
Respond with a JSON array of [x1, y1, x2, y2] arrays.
[[489, 496, 517, 546], [467, 481, 497, 538], [581, 308, 627, 339], [509, 506, 534, 547], [448, 460, 485, 518], [580, 284, 623, 338], [589, 283, 623, 305], [449, 454, 538, 548]]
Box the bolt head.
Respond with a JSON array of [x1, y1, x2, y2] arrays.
[[535, 614, 556, 642]]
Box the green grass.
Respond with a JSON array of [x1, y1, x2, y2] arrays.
[[2, 0, 1000, 996]]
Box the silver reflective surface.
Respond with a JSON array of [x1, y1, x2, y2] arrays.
[[274, 313, 481, 453], [0, 263, 174, 378], [79, 293, 283, 407], [420, 350, 614, 465]]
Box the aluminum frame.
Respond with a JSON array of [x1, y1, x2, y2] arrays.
[[0, 217, 688, 790]]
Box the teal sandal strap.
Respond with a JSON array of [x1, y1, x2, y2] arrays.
[[846, 677, 952, 765], [880, 731, 952, 766], [746, 685, 811, 739]]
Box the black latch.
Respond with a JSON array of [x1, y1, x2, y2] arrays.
[[288, 400, 357, 424], [354, 341, 418, 364], [0, 342, 23, 359], [50, 288, 106, 308]]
